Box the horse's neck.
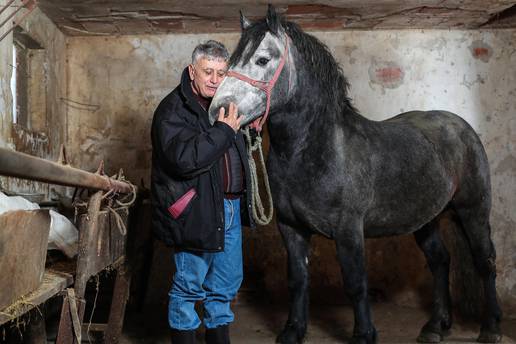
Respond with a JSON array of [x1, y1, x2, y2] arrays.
[[268, 75, 367, 158]]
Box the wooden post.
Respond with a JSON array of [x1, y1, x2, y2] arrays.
[[104, 264, 131, 344], [56, 191, 103, 344]]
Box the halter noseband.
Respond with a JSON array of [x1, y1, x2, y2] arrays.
[[226, 35, 290, 132]]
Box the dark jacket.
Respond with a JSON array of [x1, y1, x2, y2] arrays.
[[151, 68, 255, 252]]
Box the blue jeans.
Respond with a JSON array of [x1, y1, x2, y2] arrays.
[[168, 199, 243, 330]]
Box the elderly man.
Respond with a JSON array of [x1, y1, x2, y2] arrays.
[[151, 40, 255, 344]]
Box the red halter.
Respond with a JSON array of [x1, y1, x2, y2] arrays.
[[226, 35, 290, 132]]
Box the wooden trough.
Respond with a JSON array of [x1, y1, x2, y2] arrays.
[[0, 209, 51, 311]]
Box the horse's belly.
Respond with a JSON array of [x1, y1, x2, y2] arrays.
[[364, 221, 427, 238], [363, 195, 449, 238]]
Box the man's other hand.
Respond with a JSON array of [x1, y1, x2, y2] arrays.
[[217, 102, 242, 133]]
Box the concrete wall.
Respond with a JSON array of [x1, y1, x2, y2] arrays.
[[64, 29, 516, 317], [0, 3, 67, 196]]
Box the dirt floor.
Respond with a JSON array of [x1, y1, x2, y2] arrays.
[[120, 300, 516, 344]]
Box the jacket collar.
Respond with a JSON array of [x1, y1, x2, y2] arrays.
[[179, 67, 211, 126]]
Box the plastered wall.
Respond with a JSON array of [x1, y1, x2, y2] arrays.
[[64, 29, 515, 316]]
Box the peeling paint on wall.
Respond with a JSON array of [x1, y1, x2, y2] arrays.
[[369, 59, 404, 89], [470, 40, 493, 62], [11, 124, 49, 156]]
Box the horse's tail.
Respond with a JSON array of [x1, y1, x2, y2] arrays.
[[441, 207, 485, 320]]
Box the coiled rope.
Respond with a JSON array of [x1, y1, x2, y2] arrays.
[[73, 178, 137, 236], [243, 127, 274, 225]]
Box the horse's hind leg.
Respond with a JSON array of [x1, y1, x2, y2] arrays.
[[276, 222, 312, 344], [452, 202, 502, 343], [413, 216, 452, 343]]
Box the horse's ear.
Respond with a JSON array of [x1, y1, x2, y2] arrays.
[[240, 10, 252, 30], [265, 4, 282, 35]]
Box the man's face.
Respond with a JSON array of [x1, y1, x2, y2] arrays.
[[188, 57, 228, 99]]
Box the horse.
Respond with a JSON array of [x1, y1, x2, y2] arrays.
[[208, 6, 502, 344]]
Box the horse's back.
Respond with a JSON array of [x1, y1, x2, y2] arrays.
[[385, 110, 491, 204], [385, 110, 489, 181], [363, 110, 490, 237]]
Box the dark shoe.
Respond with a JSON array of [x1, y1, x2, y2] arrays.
[[171, 329, 196, 344], [205, 325, 230, 344]]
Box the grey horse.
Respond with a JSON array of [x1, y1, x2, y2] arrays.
[[209, 6, 502, 344]]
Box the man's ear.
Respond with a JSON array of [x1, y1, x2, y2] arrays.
[[188, 64, 195, 81]]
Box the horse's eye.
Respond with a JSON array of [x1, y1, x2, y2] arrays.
[[256, 57, 270, 66]]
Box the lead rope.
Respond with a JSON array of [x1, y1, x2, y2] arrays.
[[243, 127, 274, 225]]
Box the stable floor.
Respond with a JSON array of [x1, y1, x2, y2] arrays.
[[120, 300, 516, 344]]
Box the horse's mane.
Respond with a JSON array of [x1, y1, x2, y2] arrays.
[[229, 18, 357, 114]]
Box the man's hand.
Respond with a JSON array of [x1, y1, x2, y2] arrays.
[[217, 102, 242, 133]]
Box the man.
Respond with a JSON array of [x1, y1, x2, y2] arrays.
[[151, 40, 255, 344]]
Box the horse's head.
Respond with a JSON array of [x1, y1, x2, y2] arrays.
[[208, 5, 295, 131]]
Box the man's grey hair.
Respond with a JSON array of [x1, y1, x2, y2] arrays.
[[191, 40, 229, 64]]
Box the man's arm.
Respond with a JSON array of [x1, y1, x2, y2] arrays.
[[157, 103, 241, 178]]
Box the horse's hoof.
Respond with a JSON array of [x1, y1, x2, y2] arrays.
[[417, 319, 450, 343], [349, 328, 377, 344], [416, 331, 442, 343], [477, 332, 502, 343], [276, 325, 304, 344], [276, 333, 299, 344]]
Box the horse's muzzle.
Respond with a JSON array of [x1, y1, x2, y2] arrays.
[[208, 96, 235, 125]]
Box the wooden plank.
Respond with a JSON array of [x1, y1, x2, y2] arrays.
[[0, 269, 73, 325], [55, 295, 72, 344], [82, 322, 107, 333], [55, 290, 85, 344], [0, 210, 51, 311], [76, 210, 127, 279], [104, 265, 131, 344], [74, 191, 103, 299]]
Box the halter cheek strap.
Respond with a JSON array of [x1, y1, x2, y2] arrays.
[[226, 35, 291, 132]]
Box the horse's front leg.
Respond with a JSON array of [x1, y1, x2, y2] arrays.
[[335, 221, 377, 344], [276, 222, 312, 344]]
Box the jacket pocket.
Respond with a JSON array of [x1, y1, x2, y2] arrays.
[[168, 188, 197, 219]]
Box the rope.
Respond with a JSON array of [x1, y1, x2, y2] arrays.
[[72, 181, 137, 236], [106, 205, 129, 235], [243, 127, 274, 225], [109, 180, 136, 235]]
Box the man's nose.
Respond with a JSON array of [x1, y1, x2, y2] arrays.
[[210, 73, 220, 85]]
